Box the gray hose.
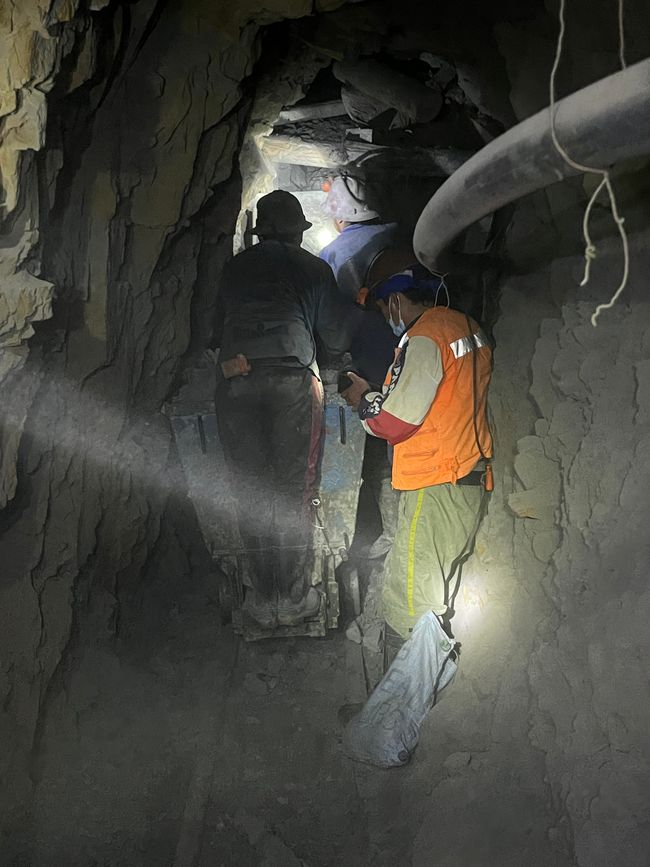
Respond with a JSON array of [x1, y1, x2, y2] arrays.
[[413, 58, 650, 271]]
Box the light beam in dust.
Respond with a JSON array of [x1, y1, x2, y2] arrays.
[[0, 366, 313, 547], [2, 368, 494, 639]]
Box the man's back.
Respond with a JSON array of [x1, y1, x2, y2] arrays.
[[219, 240, 347, 368]]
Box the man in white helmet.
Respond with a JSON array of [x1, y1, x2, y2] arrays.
[[320, 175, 399, 301], [320, 175, 400, 560]]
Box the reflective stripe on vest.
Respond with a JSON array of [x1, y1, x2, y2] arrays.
[[449, 331, 486, 359]]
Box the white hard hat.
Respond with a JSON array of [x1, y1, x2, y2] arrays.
[[322, 176, 379, 222]]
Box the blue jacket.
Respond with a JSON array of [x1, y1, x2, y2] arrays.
[[319, 223, 399, 301], [320, 222, 399, 387]]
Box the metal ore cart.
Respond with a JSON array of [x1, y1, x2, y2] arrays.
[[164, 358, 364, 641]]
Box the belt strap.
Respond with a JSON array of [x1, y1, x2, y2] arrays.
[[456, 470, 484, 487]]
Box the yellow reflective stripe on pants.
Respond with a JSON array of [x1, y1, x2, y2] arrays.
[[383, 483, 485, 640], [406, 489, 425, 616]]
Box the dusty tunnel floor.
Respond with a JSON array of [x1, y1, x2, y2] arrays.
[[19, 538, 575, 867]]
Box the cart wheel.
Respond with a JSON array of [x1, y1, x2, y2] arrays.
[[348, 567, 361, 617], [338, 562, 361, 621], [216, 573, 234, 625]]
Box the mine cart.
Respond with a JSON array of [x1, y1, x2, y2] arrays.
[[164, 356, 364, 641]]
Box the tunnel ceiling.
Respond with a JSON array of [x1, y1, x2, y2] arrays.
[[232, 0, 524, 263]]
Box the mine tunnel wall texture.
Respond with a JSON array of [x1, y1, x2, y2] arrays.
[[1, 0, 649, 861], [483, 228, 650, 867], [0, 0, 266, 830]]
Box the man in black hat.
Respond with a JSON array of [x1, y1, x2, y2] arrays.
[[214, 190, 351, 628]]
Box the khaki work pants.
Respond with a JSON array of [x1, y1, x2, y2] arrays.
[[383, 483, 485, 640]]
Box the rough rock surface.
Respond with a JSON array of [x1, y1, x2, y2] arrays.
[[0, 0, 346, 839], [476, 227, 650, 867]]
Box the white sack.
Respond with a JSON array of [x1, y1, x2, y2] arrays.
[[344, 611, 458, 768]]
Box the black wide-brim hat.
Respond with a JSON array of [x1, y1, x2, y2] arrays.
[[251, 189, 313, 235]]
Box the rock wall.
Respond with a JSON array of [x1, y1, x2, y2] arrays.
[[485, 12, 650, 860], [461, 190, 650, 866], [0, 0, 344, 837], [1, 0, 76, 503]]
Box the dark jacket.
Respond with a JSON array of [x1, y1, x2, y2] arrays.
[[215, 240, 351, 369], [351, 308, 398, 388]]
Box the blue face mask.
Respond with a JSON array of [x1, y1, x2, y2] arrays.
[[390, 296, 406, 337]]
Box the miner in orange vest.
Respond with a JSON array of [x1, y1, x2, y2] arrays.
[[342, 258, 493, 670]]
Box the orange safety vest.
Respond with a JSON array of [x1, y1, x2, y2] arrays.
[[389, 307, 492, 491]]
